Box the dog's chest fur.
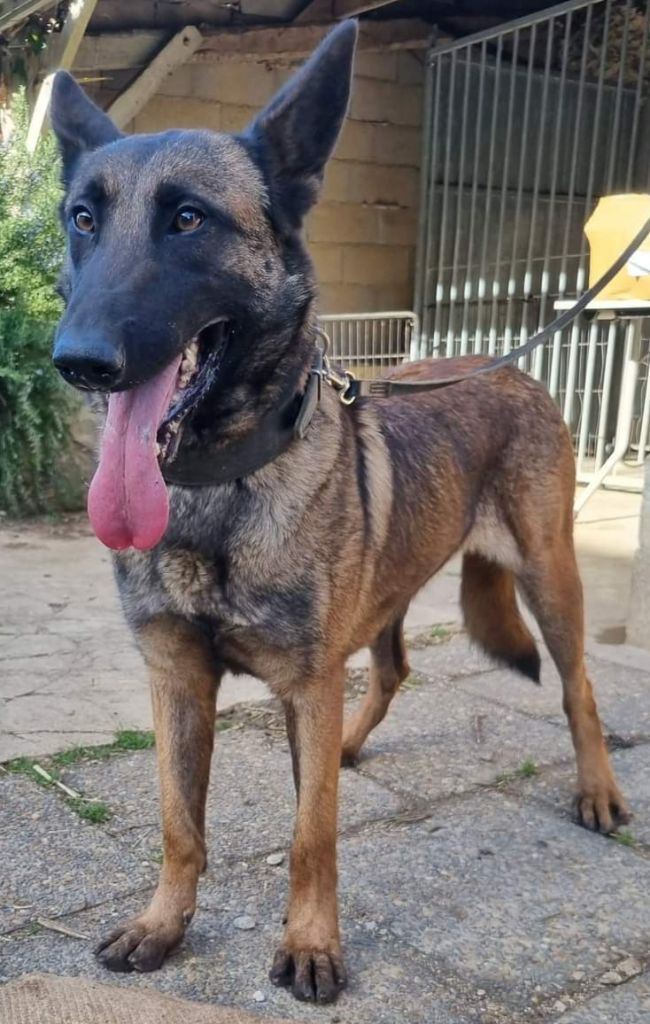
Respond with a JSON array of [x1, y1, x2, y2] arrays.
[[113, 468, 326, 682]]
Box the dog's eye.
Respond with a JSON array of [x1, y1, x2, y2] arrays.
[[173, 207, 205, 233], [72, 206, 95, 235]]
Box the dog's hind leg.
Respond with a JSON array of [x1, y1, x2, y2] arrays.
[[461, 552, 540, 682], [517, 539, 630, 834], [95, 616, 220, 972], [340, 612, 409, 766], [271, 664, 346, 1003]]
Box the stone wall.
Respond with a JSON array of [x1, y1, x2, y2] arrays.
[[115, 49, 424, 314]]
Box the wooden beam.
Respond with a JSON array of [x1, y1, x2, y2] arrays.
[[27, 0, 99, 152], [293, 0, 333, 23], [333, 0, 400, 17], [194, 19, 434, 62], [108, 26, 202, 127]]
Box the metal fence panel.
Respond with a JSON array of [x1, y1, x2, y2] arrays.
[[318, 311, 419, 375], [414, 0, 650, 490]]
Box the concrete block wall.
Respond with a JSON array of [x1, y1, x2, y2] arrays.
[[119, 49, 424, 314]]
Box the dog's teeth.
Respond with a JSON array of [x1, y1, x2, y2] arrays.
[[178, 341, 199, 389], [182, 340, 199, 366]]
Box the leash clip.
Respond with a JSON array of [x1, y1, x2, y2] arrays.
[[323, 357, 357, 405], [314, 326, 358, 405]]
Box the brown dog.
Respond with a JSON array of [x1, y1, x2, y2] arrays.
[[49, 21, 629, 1004]]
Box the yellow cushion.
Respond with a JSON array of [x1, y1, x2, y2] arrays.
[[585, 193, 650, 300]]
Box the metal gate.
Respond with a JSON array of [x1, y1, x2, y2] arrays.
[[318, 311, 419, 375], [413, 0, 650, 487]]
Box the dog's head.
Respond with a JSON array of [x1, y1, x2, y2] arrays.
[[50, 21, 357, 550]]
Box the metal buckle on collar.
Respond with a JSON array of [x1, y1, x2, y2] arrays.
[[315, 327, 358, 405]]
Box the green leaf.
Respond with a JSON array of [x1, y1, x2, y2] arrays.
[[0, 89, 69, 514]]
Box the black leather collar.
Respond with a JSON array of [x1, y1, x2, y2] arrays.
[[161, 348, 322, 488]]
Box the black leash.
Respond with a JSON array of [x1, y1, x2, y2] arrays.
[[163, 215, 650, 487], [338, 214, 650, 401]]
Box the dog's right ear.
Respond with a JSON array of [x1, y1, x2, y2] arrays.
[[50, 71, 121, 185]]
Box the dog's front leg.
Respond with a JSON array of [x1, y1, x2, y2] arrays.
[[271, 665, 345, 1003], [96, 616, 220, 973]]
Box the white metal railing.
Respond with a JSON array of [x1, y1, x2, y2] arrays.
[[511, 316, 649, 492], [319, 308, 648, 493], [318, 311, 419, 376]]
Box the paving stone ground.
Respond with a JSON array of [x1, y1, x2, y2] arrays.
[[1, 490, 649, 1021], [3, 632, 650, 1023]]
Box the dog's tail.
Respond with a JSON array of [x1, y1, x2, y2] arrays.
[[460, 552, 540, 684]]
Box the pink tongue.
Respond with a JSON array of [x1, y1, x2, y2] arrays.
[[88, 356, 182, 551]]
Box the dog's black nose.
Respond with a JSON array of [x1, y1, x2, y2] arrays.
[[53, 330, 124, 391]]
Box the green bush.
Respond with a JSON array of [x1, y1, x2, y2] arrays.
[[0, 89, 68, 514]]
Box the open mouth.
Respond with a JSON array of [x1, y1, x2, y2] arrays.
[[156, 320, 230, 463], [87, 319, 230, 553]]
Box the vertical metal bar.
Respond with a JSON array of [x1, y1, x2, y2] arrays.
[[576, 322, 599, 473], [636, 365, 650, 465], [410, 313, 420, 361], [503, 23, 536, 354], [535, 11, 572, 382], [475, 35, 503, 354], [595, 321, 617, 470], [488, 28, 520, 355], [550, 3, 594, 418], [564, 0, 611, 433], [432, 51, 457, 356], [520, 18, 554, 364], [447, 46, 472, 355], [548, 328, 563, 399], [413, 54, 435, 344], [558, 0, 592, 298], [422, 57, 444, 355], [576, 0, 612, 294], [460, 39, 487, 355], [605, 0, 631, 193], [563, 323, 581, 426], [626, 0, 650, 189]]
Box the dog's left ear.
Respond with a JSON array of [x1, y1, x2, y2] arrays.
[[49, 71, 122, 185], [243, 20, 358, 228]]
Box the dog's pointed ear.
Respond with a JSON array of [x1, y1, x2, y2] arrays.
[[243, 19, 358, 228], [50, 71, 122, 185]]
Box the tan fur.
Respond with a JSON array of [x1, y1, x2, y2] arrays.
[[95, 618, 221, 972]]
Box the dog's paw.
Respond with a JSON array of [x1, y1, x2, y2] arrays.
[[95, 914, 185, 973], [574, 784, 631, 835], [270, 944, 347, 1003]]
